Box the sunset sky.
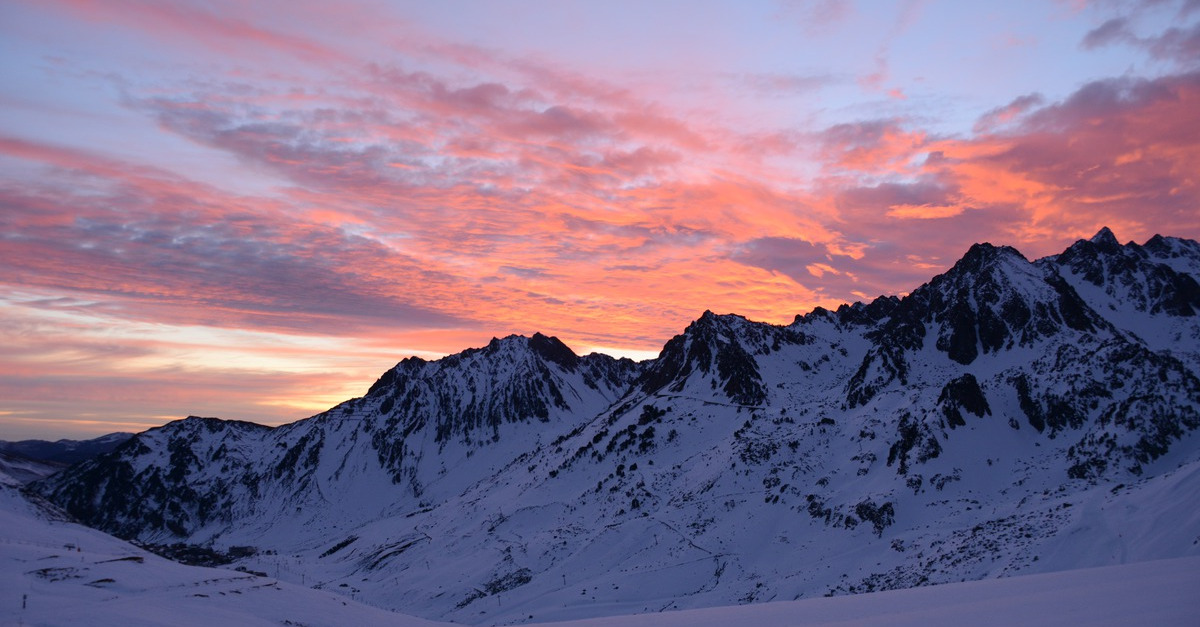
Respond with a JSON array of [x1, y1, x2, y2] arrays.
[[2, 0, 1199, 439]]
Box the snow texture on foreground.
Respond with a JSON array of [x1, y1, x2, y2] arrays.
[[547, 556, 1200, 627], [3, 479, 1198, 627], [0, 483, 441, 627]]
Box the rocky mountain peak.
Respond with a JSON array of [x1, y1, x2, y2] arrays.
[[527, 332, 581, 371], [634, 311, 783, 406], [161, 416, 273, 439], [365, 356, 427, 397], [1053, 229, 1200, 321], [832, 295, 902, 327], [845, 238, 1107, 408], [933, 242, 1033, 293], [1053, 227, 1136, 281], [1142, 233, 1200, 266], [1090, 226, 1120, 248], [366, 334, 586, 401]]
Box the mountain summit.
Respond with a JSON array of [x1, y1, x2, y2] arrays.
[[34, 229, 1200, 624]]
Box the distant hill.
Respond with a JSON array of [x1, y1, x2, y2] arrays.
[[0, 450, 65, 486], [0, 432, 134, 466]]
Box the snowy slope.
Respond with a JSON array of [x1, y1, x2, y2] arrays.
[[4, 468, 1198, 626], [543, 555, 1200, 627], [0, 451, 64, 486], [0, 479, 443, 626], [31, 229, 1200, 624]]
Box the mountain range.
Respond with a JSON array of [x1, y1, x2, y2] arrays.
[[0, 433, 132, 467], [0, 433, 134, 486], [30, 228, 1200, 624]]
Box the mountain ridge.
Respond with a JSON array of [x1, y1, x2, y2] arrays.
[[0, 432, 134, 467], [31, 228, 1200, 625]]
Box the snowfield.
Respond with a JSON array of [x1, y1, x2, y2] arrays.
[[3, 480, 1197, 626], [546, 557, 1200, 627], [0, 483, 442, 627]]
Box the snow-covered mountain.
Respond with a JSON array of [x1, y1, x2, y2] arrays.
[[32, 229, 1200, 624], [0, 432, 133, 466], [0, 432, 133, 487], [0, 450, 64, 486]]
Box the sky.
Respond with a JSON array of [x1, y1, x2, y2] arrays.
[[1, 0, 1198, 440]]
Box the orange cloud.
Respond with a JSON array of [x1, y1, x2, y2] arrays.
[[886, 204, 964, 219]]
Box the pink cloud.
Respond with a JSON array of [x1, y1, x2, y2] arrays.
[[974, 94, 1046, 133], [1078, 2, 1200, 64], [818, 119, 928, 174], [728, 70, 1200, 303], [35, 0, 350, 64], [775, 0, 854, 32], [0, 137, 473, 337]]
